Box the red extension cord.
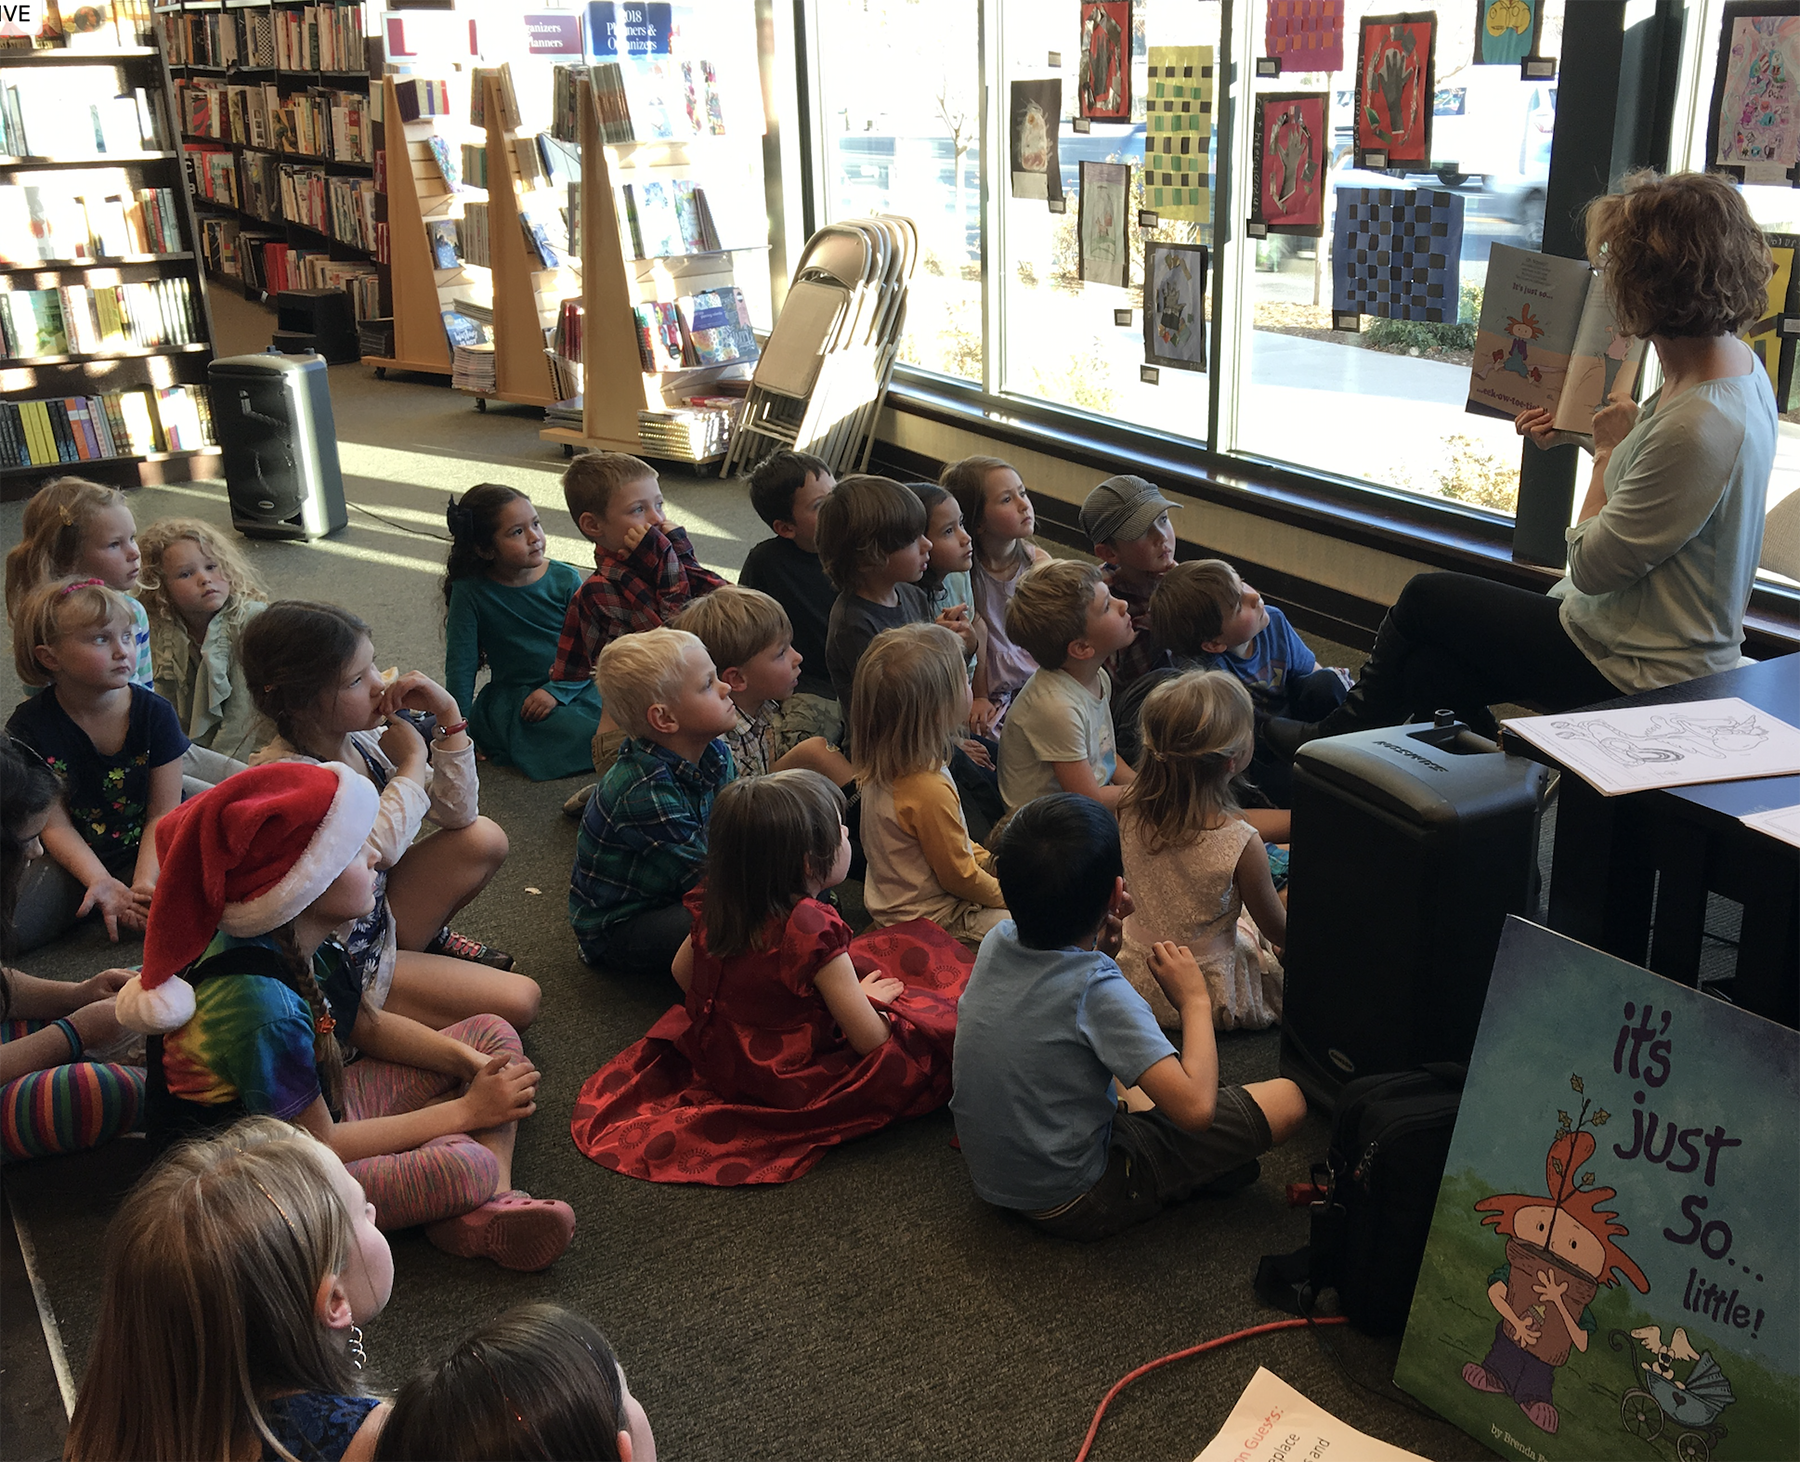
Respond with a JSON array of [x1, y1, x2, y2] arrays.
[[1073, 1315, 1350, 1462]]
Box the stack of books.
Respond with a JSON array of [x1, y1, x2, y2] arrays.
[[552, 59, 731, 145], [358, 317, 395, 359], [637, 403, 734, 460], [451, 341, 496, 395], [273, 3, 366, 73]]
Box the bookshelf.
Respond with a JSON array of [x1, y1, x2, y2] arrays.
[[362, 73, 454, 377], [1, 29, 221, 497], [539, 73, 763, 466]]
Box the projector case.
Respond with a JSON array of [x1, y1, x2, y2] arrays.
[[1280, 718, 1549, 1112], [210, 350, 347, 540]]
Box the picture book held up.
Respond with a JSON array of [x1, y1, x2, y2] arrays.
[[1501, 698, 1800, 797], [1466, 242, 1646, 440], [1396, 918, 1797, 1462]]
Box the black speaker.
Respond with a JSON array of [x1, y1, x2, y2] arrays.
[[209, 350, 348, 541]]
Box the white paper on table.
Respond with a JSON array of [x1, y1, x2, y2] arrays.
[[1740, 802, 1800, 848], [1501, 697, 1800, 796], [1191, 1367, 1428, 1462]]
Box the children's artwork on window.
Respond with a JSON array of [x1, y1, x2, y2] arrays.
[[1078, 1, 1131, 121], [1332, 185, 1463, 323], [1265, 0, 1346, 74], [1143, 240, 1209, 371], [1142, 45, 1213, 222], [1077, 160, 1130, 286], [1395, 918, 1798, 1462], [1253, 92, 1327, 236], [1473, 0, 1541, 66], [1707, 3, 1800, 184], [1355, 12, 1437, 166], [1746, 231, 1799, 400], [1009, 79, 1063, 202]]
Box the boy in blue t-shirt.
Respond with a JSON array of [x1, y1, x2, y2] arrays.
[[950, 794, 1303, 1240]]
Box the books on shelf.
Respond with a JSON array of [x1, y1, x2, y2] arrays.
[[297, 255, 379, 322], [358, 316, 394, 358], [425, 135, 458, 190], [325, 174, 377, 251], [167, 6, 271, 70], [616, 178, 747, 258], [468, 64, 521, 130], [428, 219, 459, 269], [12, 0, 156, 52], [457, 202, 490, 268], [1, 276, 200, 358], [0, 183, 183, 262], [197, 214, 238, 275], [459, 141, 486, 189], [520, 209, 564, 269], [676, 287, 757, 366], [551, 57, 733, 145], [393, 78, 449, 123], [632, 300, 682, 371], [272, 4, 367, 74], [1, 68, 168, 158], [1, 384, 215, 469]]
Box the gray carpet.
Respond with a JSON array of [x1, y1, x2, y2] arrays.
[[0, 289, 1492, 1461]]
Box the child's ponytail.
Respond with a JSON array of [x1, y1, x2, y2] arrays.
[[442, 483, 530, 611], [1119, 670, 1255, 854], [270, 920, 347, 1115]]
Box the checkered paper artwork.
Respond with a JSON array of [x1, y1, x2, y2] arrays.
[[1266, 0, 1346, 74], [1143, 46, 1213, 221], [1331, 186, 1465, 322]]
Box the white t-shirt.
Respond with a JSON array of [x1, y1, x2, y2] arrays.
[[997, 667, 1118, 811]]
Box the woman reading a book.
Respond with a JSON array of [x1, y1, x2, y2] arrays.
[[1270, 169, 1775, 752]]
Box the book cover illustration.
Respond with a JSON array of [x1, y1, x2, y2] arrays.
[[426, 135, 459, 191], [1253, 92, 1327, 236], [701, 60, 727, 134], [1143, 240, 1208, 372], [1395, 918, 1798, 1461], [633, 300, 683, 371], [1009, 79, 1062, 203], [1474, 0, 1542, 66], [1332, 185, 1462, 323], [677, 288, 757, 366], [427, 219, 459, 269], [1142, 46, 1212, 221], [629, 180, 683, 257], [1355, 12, 1436, 166], [1467, 243, 1646, 436], [1077, 159, 1130, 287], [1265, 0, 1346, 74], [1078, 2, 1131, 121], [1708, 5, 1800, 183]]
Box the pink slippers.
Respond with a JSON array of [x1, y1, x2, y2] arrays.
[[425, 1190, 575, 1271]]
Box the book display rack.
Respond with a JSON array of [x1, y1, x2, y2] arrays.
[[1, 19, 221, 495]]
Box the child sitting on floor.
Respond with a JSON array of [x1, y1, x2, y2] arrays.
[[570, 627, 738, 981], [242, 602, 536, 1032], [996, 560, 1137, 812], [66, 1116, 394, 1462], [4, 476, 152, 687], [136, 516, 269, 779], [443, 483, 604, 782], [118, 763, 574, 1271], [7, 578, 187, 951], [1079, 473, 1180, 693], [942, 456, 1052, 736], [375, 1304, 656, 1462], [739, 449, 841, 750], [571, 769, 972, 1185], [853, 625, 1008, 949], [1116, 672, 1286, 1031], [950, 793, 1306, 1240]]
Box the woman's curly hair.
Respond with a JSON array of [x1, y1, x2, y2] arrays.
[[1585, 170, 1772, 339]]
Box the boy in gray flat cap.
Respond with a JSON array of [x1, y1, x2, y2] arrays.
[[1079, 475, 1180, 693]]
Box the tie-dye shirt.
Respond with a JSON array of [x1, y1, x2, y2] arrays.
[[157, 934, 358, 1126]]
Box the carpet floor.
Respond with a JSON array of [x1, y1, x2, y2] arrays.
[[0, 289, 1497, 1461]]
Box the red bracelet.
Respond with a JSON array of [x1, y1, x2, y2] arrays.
[[435, 719, 469, 737]]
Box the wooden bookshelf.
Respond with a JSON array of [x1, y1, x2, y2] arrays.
[[0, 37, 221, 497], [361, 74, 453, 377], [539, 75, 759, 464]]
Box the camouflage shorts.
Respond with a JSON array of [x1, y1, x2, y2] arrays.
[[768, 692, 844, 755]]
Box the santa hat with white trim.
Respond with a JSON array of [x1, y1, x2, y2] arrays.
[[116, 761, 380, 1035]]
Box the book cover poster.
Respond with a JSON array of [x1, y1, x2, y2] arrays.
[[1265, 0, 1346, 74], [1142, 46, 1212, 221], [1253, 92, 1327, 235], [1143, 240, 1208, 371], [1474, 0, 1541, 66], [1078, 2, 1131, 121], [1355, 13, 1436, 166], [1396, 918, 1798, 1462], [1009, 79, 1063, 202], [1708, 5, 1800, 181], [1077, 160, 1130, 287], [1332, 185, 1462, 322]]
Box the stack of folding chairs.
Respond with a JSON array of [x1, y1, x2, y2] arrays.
[[721, 215, 917, 480]]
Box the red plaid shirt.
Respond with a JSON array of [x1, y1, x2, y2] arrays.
[[1102, 564, 1171, 690], [550, 525, 725, 682]]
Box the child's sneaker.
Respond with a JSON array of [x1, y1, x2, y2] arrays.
[[425, 926, 515, 970], [425, 1190, 575, 1271], [562, 783, 597, 818]]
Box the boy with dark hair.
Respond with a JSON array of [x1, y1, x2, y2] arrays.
[[950, 793, 1305, 1241], [740, 450, 838, 711]]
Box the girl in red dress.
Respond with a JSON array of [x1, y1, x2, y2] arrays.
[[570, 769, 973, 1185]]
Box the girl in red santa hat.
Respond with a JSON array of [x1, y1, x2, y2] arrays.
[[116, 761, 575, 1272]]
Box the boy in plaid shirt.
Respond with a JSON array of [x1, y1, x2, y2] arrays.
[[570, 628, 740, 979]]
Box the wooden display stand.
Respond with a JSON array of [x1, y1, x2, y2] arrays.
[[363, 75, 454, 377], [539, 75, 754, 463]]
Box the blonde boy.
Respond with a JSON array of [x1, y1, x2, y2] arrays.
[[670, 586, 855, 788], [996, 560, 1139, 812], [569, 628, 738, 978]]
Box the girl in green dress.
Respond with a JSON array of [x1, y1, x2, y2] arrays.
[[443, 485, 603, 781]]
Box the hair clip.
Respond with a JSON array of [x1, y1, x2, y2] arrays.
[[315, 1012, 337, 1035], [248, 1174, 298, 1235], [60, 578, 106, 594], [58, 505, 76, 525]]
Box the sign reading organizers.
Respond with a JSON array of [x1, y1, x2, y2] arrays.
[[524, 12, 584, 57], [1395, 918, 1798, 1462]]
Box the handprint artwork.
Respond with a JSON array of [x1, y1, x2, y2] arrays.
[[1254, 92, 1326, 233], [1356, 14, 1436, 165]]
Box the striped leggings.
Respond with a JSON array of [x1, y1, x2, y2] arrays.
[[0, 1020, 145, 1162], [341, 1013, 518, 1231]]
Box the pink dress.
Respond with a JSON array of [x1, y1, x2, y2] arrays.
[[570, 891, 973, 1185]]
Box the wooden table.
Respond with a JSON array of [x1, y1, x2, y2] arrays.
[[1505, 655, 1799, 1028]]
